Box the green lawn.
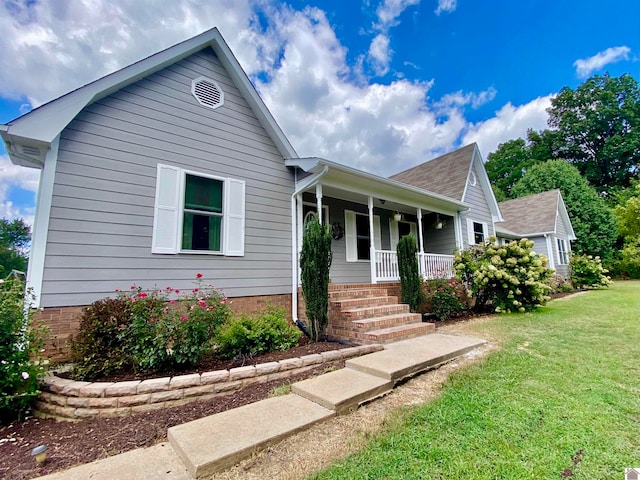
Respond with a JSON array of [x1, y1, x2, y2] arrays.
[[310, 281, 640, 479]]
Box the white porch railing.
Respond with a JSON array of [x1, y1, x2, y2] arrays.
[[374, 250, 455, 282]]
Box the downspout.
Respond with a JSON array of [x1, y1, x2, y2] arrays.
[[290, 165, 329, 328]]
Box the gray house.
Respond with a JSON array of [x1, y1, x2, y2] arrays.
[[0, 28, 572, 355], [495, 190, 576, 278]]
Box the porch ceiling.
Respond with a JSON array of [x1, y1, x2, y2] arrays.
[[287, 157, 468, 215]]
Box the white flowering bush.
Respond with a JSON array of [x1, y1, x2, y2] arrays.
[[570, 254, 611, 289], [0, 278, 45, 424], [455, 238, 554, 313]]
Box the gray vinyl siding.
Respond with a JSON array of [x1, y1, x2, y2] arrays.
[[422, 213, 456, 254], [41, 47, 294, 307], [530, 236, 549, 257], [461, 163, 495, 247]]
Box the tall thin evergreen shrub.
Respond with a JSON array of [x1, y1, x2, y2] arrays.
[[300, 219, 333, 342], [397, 234, 422, 312]]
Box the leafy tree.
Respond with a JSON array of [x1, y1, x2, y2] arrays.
[[300, 219, 332, 342], [0, 218, 30, 278], [486, 138, 541, 199], [614, 182, 640, 240], [544, 74, 640, 193], [511, 160, 617, 263]]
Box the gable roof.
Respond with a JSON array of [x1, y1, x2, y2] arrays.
[[496, 189, 576, 239], [389, 143, 503, 221], [390, 143, 476, 200], [1, 27, 297, 168]]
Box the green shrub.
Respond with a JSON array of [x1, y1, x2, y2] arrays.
[[613, 240, 640, 279], [300, 219, 332, 342], [421, 277, 468, 320], [0, 278, 44, 424], [570, 254, 611, 289], [546, 274, 574, 294], [397, 234, 422, 312], [455, 238, 553, 313], [215, 306, 301, 359], [70, 297, 132, 380]]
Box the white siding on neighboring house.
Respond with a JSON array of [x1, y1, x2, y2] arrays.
[[461, 163, 494, 247], [41, 48, 294, 307]]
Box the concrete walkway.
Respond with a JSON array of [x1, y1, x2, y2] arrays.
[[36, 333, 485, 480]]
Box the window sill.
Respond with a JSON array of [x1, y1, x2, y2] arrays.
[[178, 250, 225, 256]]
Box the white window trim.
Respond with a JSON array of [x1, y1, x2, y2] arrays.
[[345, 210, 381, 263], [557, 238, 569, 265], [152, 163, 245, 256], [467, 218, 488, 245]]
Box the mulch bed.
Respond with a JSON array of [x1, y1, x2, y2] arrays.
[[0, 340, 350, 480]]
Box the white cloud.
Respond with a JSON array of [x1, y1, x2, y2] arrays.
[[573, 46, 631, 78], [435, 0, 457, 15], [368, 34, 392, 76], [462, 95, 554, 157], [0, 155, 39, 224], [376, 0, 421, 28], [438, 87, 497, 110]]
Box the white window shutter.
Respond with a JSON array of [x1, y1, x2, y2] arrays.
[[224, 178, 245, 256], [345, 210, 357, 262], [373, 215, 382, 250], [482, 222, 489, 242], [467, 218, 474, 245], [152, 164, 181, 254], [389, 220, 399, 251]]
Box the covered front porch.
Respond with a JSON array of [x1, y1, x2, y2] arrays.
[[287, 157, 469, 286]]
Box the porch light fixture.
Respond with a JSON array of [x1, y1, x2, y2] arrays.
[[393, 212, 403, 222], [434, 214, 444, 230], [32, 445, 48, 466]]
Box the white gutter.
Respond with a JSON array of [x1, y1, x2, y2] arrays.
[[290, 166, 330, 323]]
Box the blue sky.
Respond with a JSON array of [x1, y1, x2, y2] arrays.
[[0, 0, 638, 224]]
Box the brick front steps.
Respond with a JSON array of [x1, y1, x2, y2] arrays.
[[327, 284, 434, 344], [36, 344, 383, 420]]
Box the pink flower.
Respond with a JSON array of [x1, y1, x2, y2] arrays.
[[169, 299, 176, 304], [175, 290, 180, 294], [130, 285, 136, 290], [150, 318, 157, 323], [192, 288, 199, 293], [119, 324, 125, 329], [221, 298, 227, 304], [181, 316, 188, 322], [166, 286, 173, 291], [137, 292, 148, 298], [115, 289, 120, 293], [196, 273, 203, 279]]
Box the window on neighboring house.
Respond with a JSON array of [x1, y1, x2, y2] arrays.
[[557, 238, 569, 264], [303, 203, 329, 226], [345, 210, 381, 262], [467, 219, 488, 245], [152, 164, 245, 256]]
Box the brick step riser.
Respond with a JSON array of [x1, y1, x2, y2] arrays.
[[328, 289, 389, 300], [351, 314, 422, 331], [330, 296, 398, 309], [364, 324, 435, 343], [342, 305, 410, 320]]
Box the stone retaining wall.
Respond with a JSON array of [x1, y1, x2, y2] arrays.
[[36, 344, 383, 419]]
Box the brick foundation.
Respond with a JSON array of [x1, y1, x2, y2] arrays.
[[37, 294, 293, 363]]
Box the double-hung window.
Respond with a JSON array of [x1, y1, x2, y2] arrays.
[[152, 164, 245, 256], [345, 210, 381, 262], [557, 238, 569, 265], [467, 219, 488, 245]]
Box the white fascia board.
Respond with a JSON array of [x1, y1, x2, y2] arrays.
[[471, 145, 504, 222], [287, 157, 469, 213], [557, 191, 577, 240]]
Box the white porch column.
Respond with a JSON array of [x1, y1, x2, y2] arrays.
[[296, 193, 303, 257], [368, 196, 377, 284], [315, 184, 323, 223], [454, 212, 464, 250], [417, 208, 425, 254]]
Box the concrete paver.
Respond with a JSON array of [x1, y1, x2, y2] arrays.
[[167, 394, 333, 478], [35, 443, 190, 480], [346, 333, 486, 383], [291, 367, 392, 414]]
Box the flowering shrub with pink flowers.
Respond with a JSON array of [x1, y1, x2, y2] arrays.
[[71, 274, 230, 378], [420, 277, 469, 320]]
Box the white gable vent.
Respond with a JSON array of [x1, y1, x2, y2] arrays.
[[191, 76, 224, 110], [21, 145, 41, 157]]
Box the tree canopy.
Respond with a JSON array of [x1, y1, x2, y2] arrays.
[[511, 161, 617, 263], [0, 218, 30, 278]]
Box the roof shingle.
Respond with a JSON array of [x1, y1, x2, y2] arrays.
[[496, 190, 561, 235]]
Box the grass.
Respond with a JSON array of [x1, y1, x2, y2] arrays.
[[309, 281, 640, 479]]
